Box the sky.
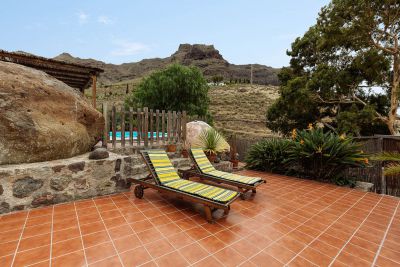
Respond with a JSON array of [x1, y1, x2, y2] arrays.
[[0, 0, 330, 68]]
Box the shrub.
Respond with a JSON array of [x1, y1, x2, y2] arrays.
[[125, 64, 210, 116], [287, 126, 368, 181], [196, 128, 225, 155], [245, 138, 292, 173]]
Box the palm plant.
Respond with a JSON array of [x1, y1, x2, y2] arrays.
[[196, 128, 224, 156], [371, 152, 400, 176]]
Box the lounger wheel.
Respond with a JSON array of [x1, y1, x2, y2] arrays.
[[134, 185, 144, 199]]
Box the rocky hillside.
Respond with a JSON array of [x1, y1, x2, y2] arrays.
[[54, 44, 280, 85]]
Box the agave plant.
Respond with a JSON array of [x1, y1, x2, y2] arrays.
[[196, 128, 224, 155], [371, 152, 400, 176]]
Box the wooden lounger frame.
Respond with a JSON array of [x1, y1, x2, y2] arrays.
[[178, 150, 266, 199], [127, 150, 241, 223]]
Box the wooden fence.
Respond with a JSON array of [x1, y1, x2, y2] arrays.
[[346, 136, 400, 196], [102, 103, 187, 148]]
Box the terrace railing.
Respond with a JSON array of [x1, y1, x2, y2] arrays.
[[102, 103, 187, 149]]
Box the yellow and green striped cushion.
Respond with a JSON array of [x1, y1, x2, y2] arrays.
[[191, 148, 262, 185], [146, 150, 238, 203], [147, 150, 181, 184]]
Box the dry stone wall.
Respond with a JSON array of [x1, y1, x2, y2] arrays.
[[0, 152, 191, 214]]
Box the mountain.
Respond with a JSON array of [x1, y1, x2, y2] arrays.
[[53, 44, 280, 85]]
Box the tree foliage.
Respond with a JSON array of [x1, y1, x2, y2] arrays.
[[267, 0, 400, 135], [125, 64, 210, 116]]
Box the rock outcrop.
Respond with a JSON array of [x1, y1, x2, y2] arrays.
[[0, 61, 104, 165], [186, 121, 230, 152]]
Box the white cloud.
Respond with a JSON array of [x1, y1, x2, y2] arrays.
[[111, 41, 150, 56], [98, 16, 113, 25], [77, 11, 88, 24]]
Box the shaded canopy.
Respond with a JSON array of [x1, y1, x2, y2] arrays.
[[0, 50, 103, 92]]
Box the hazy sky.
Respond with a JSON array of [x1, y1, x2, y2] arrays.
[[1, 0, 330, 67]]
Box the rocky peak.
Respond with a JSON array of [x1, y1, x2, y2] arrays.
[[172, 44, 225, 61]]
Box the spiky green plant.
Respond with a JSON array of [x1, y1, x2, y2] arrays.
[[196, 128, 224, 155], [288, 127, 369, 181], [371, 152, 400, 176], [245, 138, 292, 173]]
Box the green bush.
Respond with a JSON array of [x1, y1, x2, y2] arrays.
[[288, 126, 368, 181], [245, 138, 292, 173], [125, 64, 210, 116]]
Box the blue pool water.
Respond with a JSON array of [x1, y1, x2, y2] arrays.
[[109, 131, 165, 140]]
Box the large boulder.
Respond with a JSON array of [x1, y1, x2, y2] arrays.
[[0, 61, 104, 165], [186, 121, 230, 152]]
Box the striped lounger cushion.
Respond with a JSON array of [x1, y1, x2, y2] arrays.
[[147, 150, 238, 203], [191, 148, 263, 185]]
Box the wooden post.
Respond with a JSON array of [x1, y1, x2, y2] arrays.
[[167, 111, 172, 143], [149, 109, 154, 147], [161, 110, 166, 144], [144, 107, 149, 148], [379, 137, 386, 195], [129, 108, 133, 146], [92, 75, 97, 109], [102, 103, 108, 148], [172, 111, 177, 142], [111, 105, 116, 149], [155, 110, 160, 144], [121, 106, 125, 148], [177, 111, 181, 143], [182, 111, 187, 142], [137, 108, 142, 146]]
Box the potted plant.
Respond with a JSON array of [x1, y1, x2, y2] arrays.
[[166, 141, 177, 152], [181, 140, 190, 158], [229, 134, 239, 168], [197, 128, 224, 163]]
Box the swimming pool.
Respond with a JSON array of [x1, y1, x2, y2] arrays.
[[109, 131, 165, 140]]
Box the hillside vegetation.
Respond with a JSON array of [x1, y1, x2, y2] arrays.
[[88, 83, 280, 138]]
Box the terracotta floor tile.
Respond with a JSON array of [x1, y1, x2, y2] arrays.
[[52, 250, 86, 267], [82, 230, 110, 248], [137, 228, 162, 244], [336, 251, 371, 267], [113, 234, 142, 253], [89, 255, 123, 267], [375, 255, 400, 267], [156, 222, 182, 237], [145, 238, 175, 258], [13, 245, 50, 266], [18, 233, 51, 252], [214, 247, 246, 267], [380, 246, 400, 264], [85, 241, 116, 264], [108, 224, 133, 240], [309, 239, 340, 258], [130, 219, 153, 233], [167, 232, 194, 249], [78, 213, 102, 225], [80, 222, 106, 235], [0, 255, 13, 267], [214, 229, 240, 245], [299, 246, 333, 266], [198, 235, 226, 253], [0, 229, 22, 244], [120, 246, 152, 266], [185, 226, 211, 240], [52, 227, 80, 243], [52, 237, 83, 258], [0, 240, 18, 257], [342, 243, 375, 263], [193, 255, 223, 267], [250, 251, 283, 267], [264, 243, 297, 264], [179, 242, 209, 264], [288, 256, 317, 267], [99, 210, 122, 220], [25, 215, 52, 227], [103, 216, 126, 229], [230, 238, 261, 258], [53, 217, 79, 231], [22, 223, 51, 238], [29, 208, 52, 218], [246, 232, 273, 249], [155, 251, 188, 267]]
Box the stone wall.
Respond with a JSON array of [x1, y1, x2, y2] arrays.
[[0, 152, 191, 214]]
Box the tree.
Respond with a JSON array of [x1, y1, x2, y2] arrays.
[[267, 0, 399, 135], [125, 64, 210, 116]]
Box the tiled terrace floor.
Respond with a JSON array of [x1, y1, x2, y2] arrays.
[[0, 170, 399, 267]]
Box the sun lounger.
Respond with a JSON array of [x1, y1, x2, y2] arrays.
[[179, 148, 266, 199], [128, 150, 240, 223]]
